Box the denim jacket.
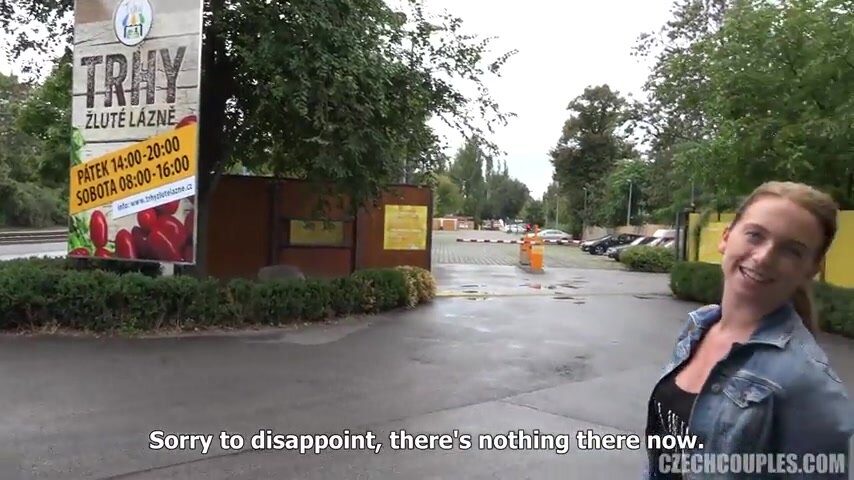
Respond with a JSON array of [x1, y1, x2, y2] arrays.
[[643, 302, 854, 479]]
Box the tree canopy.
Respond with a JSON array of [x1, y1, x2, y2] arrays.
[[549, 0, 854, 236]]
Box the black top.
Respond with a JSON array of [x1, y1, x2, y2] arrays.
[[648, 362, 699, 480]]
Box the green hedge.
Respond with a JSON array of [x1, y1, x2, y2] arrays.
[[0, 257, 436, 334], [619, 245, 676, 273], [669, 261, 854, 339]]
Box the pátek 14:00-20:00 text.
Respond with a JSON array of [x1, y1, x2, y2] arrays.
[[111, 136, 183, 171]]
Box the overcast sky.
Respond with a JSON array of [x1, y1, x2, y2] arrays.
[[1, 0, 676, 198], [420, 0, 676, 198]]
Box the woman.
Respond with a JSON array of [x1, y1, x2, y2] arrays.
[[643, 181, 854, 479]]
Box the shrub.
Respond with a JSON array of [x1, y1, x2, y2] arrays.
[[813, 282, 854, 339], [0, 258, 436, 334], [620, 245, 676, 273], [669, 261, 854, 339], [0, 255, 162, 277]]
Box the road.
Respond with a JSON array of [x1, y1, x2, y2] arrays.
[[2, 264, 852, 479], [0, 242, 67, 261]]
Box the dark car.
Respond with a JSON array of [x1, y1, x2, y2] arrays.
[[580, 235, 611, 252], [586, 233, 643, 255]]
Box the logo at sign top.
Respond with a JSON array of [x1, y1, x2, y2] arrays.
[[113, 0, 154, 46]]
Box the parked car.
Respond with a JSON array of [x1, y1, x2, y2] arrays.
[[525, 229, 572, 242], [646, 236, 672, 247], [580, 235, 611, 252], [606, 235, 658, 260], [586, 233, 643, 255]]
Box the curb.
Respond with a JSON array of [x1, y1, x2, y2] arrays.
[[455, 238, 579, 246]]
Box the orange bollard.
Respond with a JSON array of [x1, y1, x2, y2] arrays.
[[519, 235, 531, 265], [529, 240, 544, 273]]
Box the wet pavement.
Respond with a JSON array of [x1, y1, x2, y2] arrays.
[[1, 264, 852, 479]]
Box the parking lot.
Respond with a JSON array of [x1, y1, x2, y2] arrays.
[[432, 230, 624, 270]]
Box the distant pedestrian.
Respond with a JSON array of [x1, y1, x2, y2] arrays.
[[642, 181, 854, 479]]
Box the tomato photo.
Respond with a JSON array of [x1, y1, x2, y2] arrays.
[[89, 210, 108, 248]]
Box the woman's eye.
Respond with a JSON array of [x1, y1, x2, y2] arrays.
[[745, 231, 762, 242]]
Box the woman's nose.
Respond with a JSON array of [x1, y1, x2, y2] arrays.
[[751, 242, 776, 265]]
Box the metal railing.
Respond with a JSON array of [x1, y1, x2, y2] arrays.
[[0, 228, 68, 245]]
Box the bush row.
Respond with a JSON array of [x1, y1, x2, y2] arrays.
[[669, 261, 854, 339], [619, 245, 676, 273], [0, 257, 436, 334]]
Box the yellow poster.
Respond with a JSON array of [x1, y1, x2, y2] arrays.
[[384, 205, 427, 250]]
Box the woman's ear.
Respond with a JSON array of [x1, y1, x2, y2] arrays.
[[717, 226, 732, 255]]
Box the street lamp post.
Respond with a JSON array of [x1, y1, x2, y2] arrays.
[[582, 186, 589, 239], [626, 180, 633, 226]]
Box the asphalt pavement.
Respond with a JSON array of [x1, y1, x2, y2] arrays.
[[2, 263, 852, 480]]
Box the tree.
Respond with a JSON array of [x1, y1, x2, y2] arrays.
[[433, 174, 463, 217], [0, 71, 66, 227], [487, 176, 529, 220], [625, 0, 730, 215], [479, 160, 528, 220], [15, 49, 73, 189], [448, 137, 487, 221], [2, 0, 516, 273], [630, 0, 853, 210], [594, 158, 652, 227], [675, 0, 854, 207], [629, 0, 729, 154], [522, 199, 545, 227], [0, 72, 39, 182], [542, 182, 571, 228], [550, 85, 636, 236]]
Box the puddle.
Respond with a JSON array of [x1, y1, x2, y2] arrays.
[[633, 294, 656, 300], [465, 297, 489, 301], [556, 282, 581, 289], [553, 295, 574, 300], [573, 301, 586, 305], [553, 359, 592, 381], [519, 283, 542, 289], [462, 290, 481, 294], [460, 284, 485, 288]]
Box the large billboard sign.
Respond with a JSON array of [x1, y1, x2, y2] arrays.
[[68, 0, 203, 264]]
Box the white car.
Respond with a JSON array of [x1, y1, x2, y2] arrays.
[[525, 229, 572, 242]]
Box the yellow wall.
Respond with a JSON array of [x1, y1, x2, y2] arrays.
[[688, 210, 854, 288], [697, 222, 727, 264], [825, 210, 854, 288]]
